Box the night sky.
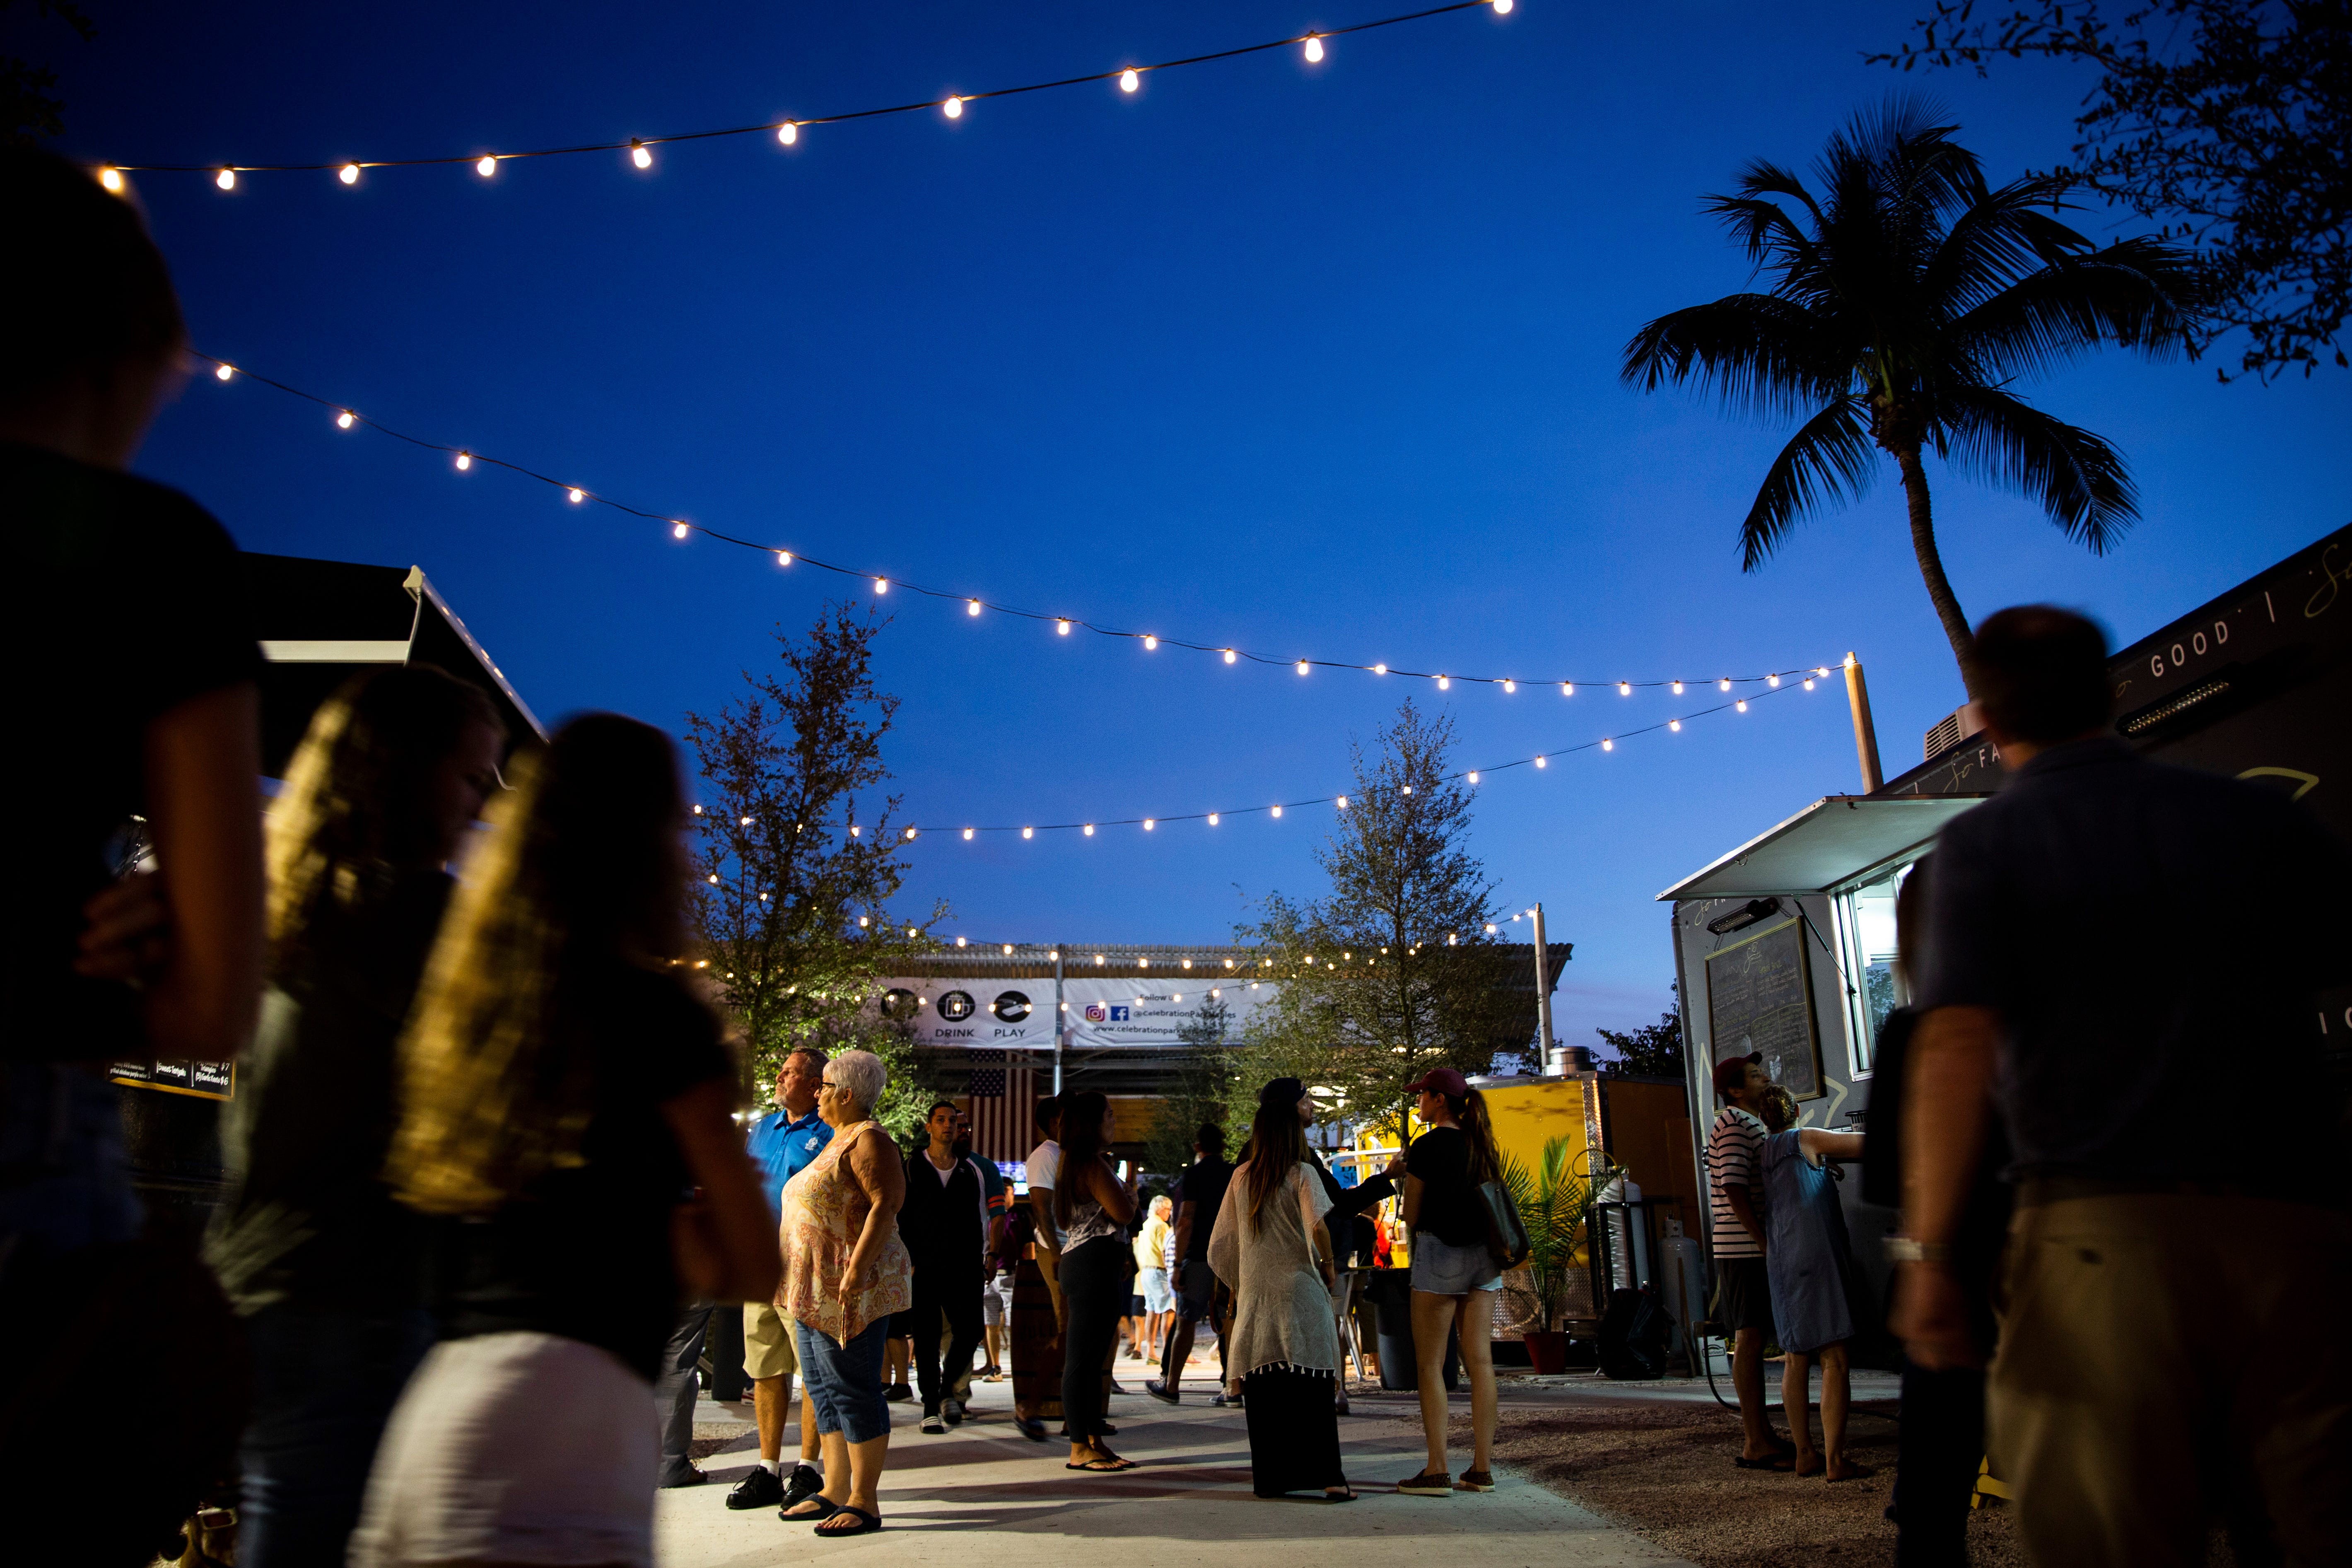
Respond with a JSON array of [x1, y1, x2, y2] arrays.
[[46, 1, 2351, 1045]]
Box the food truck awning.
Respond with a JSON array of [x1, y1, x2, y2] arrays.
[[1656, 794, 1990, 901]]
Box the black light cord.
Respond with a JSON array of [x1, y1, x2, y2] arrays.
[[107, 2, 1508, 174]]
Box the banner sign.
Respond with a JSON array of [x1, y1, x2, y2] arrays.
[[875, 975, 1276, 1051], [111, 1057, 236, 1101]]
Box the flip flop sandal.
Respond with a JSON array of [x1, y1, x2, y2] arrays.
[[813, 1505, 883, 1536], [1065, 1458, 1131, 1472], [782, 1496, 842, 1522], [1324, 1486, 1358, 1502]]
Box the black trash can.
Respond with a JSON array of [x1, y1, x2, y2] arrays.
[[1363, 1267, 1459, 1392]]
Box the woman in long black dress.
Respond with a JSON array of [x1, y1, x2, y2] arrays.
[[1210, 1081, 1353, 1500]]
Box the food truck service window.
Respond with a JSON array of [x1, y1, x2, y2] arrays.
[[1833, 862, 1911, 1074]]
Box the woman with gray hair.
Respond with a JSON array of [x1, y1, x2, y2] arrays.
[[775, 1048, 911, 1536]]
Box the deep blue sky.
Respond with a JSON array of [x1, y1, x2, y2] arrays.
[[52, 1, 2350, 1044]]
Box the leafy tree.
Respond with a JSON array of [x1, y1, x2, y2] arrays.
[[2, 1, 94, 145], [684, 602, 947, 1111], [1873, 1, 2350, 381], [1596, 983, 1686, 1081], [1622, 99, 2204, 695], [1235, 700, 1516, 1143], [1143, 995, 1234, 1177]]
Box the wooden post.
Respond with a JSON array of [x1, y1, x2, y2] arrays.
[[1843, 652, 1884, 793]]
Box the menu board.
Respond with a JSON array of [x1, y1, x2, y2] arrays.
[[1705, 917, 1822, 1101], [110, 1057, 236, 1101]]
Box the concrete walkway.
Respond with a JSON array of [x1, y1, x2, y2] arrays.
[[657, 1374, 1701, 1568]]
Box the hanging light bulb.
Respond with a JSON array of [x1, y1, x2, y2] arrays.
[[943, 96, 964, 119], [476, 156, 496, 177], [858, 916, 869, 927], [1208, 813, 1219, 825], [1272, 805, 1283, 818], [1084, 824, 1094, 835], [1562, 682, 1574, 697], [1721, 677, 1733, 691], [776, 550, 791, 565], [1336, 795, 1348, 809], [963, 828, 975, 840], [1737, 699, 1749, 712], [672, 521, 688, 538], [1004, 944, 1014, 954], [955, 935, 966, 947], [1022, 827, 1033, 839], [707, 873, 720, 885], [1057, 620, 1071, 636], [455, 452, 472, 471], [214, 363, 234, 382], [1142, 635, 1157, 650], [1535, 756, 1546, 768], [336, 410, 355, 429], [1467, 770, 1479, 784], [1672, 680, 1684, 694], [1670, 719, 1682, 732], [1485, 923, 1498, 934], [1437, 675, 1450, 690], [1374, 663, 1387, 675], [1223, 649, 1235, 663], [1603, 738, 1615, 751], [1144, 819, 1155, 830], [1769, 673, 1781, 686], [1119, 68, 1140, 92], [1818, 666, 1831, 677], [873, 578, 888, 594], [215, 168, 236, 191], [338, 164, 359, 185], [1295, 660, 1310, 675], [1303, 34, 1324, 62], [1503, 679, 1516, 693], [967, 600, 981, 616], [1619, 681, 1631, 695], [1804, 677, 1816, 690], [1401, 784, 1413, 794], [97, 166, 124, 193], [778, 123, 799, 145], [1493, 0, 1514, 11], [631, 140, 652, 169], [904, 827, 917, 840]]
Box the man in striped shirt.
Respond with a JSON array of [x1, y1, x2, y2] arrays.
[[1708, 1049, 1790, 1468]]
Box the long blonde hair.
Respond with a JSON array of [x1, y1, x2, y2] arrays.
[[386, 714, 688, 1216]]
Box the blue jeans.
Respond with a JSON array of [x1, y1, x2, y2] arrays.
[[793, 1316, 893, 1444], [239, 1302, 435, 1568]]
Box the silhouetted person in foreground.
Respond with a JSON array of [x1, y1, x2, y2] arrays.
[[1896, 605, 2352, 1568], [0, 148, 265, 1568]]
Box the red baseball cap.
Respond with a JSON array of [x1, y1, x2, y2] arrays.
[[1711, 1052, 1764, 1097], [1404, 1067, 1469, 1097]]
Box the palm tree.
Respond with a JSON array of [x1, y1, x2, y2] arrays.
[[1622, 100, 2204, 695]]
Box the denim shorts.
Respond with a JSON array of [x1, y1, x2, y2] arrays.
[[1410, 1233, 1501, 1295], [792, 1316, 893, 1444], [1139, 1266, 1174, 1314]]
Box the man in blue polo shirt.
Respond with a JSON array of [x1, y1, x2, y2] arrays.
[[725, 1047, 834, 1513]]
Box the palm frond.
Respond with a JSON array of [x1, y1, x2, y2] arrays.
[[1739, 396, 1877, 571], [1947, 236, 2207, 382], [1920, 176, 2093, 321], [1936, 387, 2138, 553], [1701, 193, 1816, 268], [1619, 294, 1854, 422]]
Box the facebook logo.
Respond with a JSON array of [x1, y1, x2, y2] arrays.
[[1109, 1005, 1130, 1022]]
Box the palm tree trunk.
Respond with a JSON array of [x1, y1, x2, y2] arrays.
[[1893, 445, 1979, 698]]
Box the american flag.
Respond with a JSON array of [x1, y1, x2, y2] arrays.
[[963, 1049, 1039, 1165]]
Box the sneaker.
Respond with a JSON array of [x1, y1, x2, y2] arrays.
[[1455, 1469, 1495, 1492], [1109, 1379, 1131, 1396], [1397, 1471, 1452, 1496], [942, 1399, 965, 1425], [782, 1465, 825, 1510], [1211, 1392, 1231, 1408], [725, 1467, 784, 1510], [884, 1382, 914, 1403], [920, 1414, 946, 1435], [1144, 1380, 1180, 1406]]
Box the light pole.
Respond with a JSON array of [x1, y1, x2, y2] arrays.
[[1530, 902, 1557, 1074]]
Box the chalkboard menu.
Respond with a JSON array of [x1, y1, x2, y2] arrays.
[[111, 1057, 235, 1101], [1705, 917, 1822, 1101]]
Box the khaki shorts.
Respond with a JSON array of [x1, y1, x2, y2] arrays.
[[743, 1302, 798, 1381]]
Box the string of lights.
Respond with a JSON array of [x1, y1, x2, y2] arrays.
[[96, 0, 1516, 190], [195, 351, 1834, 696], [684, 667, 1821, 844]]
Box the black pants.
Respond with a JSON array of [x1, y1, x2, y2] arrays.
[[654, 1301, 715, 1486], [1895, 1362, 1984, 1568], [910, 1262, 986, 1416], [1059, 1236, 1129, 1440]]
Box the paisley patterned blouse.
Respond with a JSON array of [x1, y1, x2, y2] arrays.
[[776, 1119, 912, 1343]]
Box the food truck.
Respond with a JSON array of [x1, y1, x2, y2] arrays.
[[1658, 521, 2352, 1352]]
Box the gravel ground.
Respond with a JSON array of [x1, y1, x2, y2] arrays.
[[1371, 1384, 2030, 1568]]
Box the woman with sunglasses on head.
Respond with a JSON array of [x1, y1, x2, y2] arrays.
[[350, 715, 779, 1568], [1395, 1067, 1503, 1497]]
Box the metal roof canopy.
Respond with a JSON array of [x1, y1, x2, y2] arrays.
[[244, 552, 544, 776], [1657, 794, 1990, 902]]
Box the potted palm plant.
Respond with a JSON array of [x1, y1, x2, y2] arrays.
[[1498, 1136, 1601, 1374]]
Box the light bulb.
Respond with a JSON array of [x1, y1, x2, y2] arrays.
[[859, 916, 868, 927], [1304, 35, 1324, 62], [874, 578, 888, 594], [963, 828, 974, 840], [1084, 824, 1094, 835], [214, 363, 234, 382], [455, 452, 472, 471], [1770, 673, 1781, 686], [336, 410, 355, 429], [1619, 681, 1631, 695], [778, 123, 798, 145], [741, 816, 752, 827], [905, 827, 917, 840], [1720, 677, 1732, 691], [1144, 819, 1155, 830], [1374, 663, 1387, 674], [1737, 699, 1749, 712], [850, 825, 861, 836], [1467, 770, 1479, 784], [955, 936, 966, 947], [1603, 738, 1614, 751], [1119, 68, 1140, 92], [1563, 683, 1573, 697], [1143, 635, 1157, 650], [1003, 943, 1013, 954], [631, 141, 652, 169], [1804, 678, 1816, 690], [1402, 784, 1413, 794], [1272, 806, 1283, 818], [1022, 827, 1033, 839], [97, 166, 123, 193], [1818, 666, 1831, 677], [1535, 756, 1546, 768], [569, 488, 586, 503], [943, 96, 963, 119], [1437, 675, 1450, 690], [1222, 649, 1235, 663], [1208, 813, 1219, 825], [907, 927, 917, 937], [1494, 0, 1513, 12], [477, 156, 496, 177], [673, 521, 689, 539], [967, 600, 981, 616], [1296, 660, 1310, 675], [1672, 680, 1684, 694], [1670, 719, 1682, 732], [1057, 620, 1071, 635], [216, 168, 236, 191], [1503, 680, 1516, 693], [1212, 988, 1221, 998], [339, 164, 359, 185], [1336, 795, 1348, 809], [776, 550, 791, 565], [1486, 924, 1498, 934]]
